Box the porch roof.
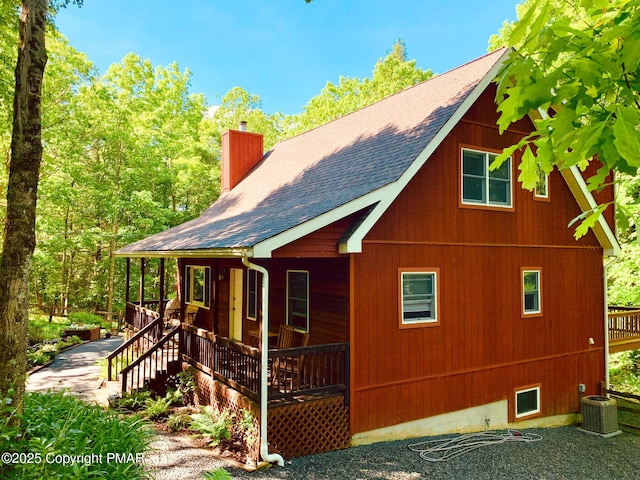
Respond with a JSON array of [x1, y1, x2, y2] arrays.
[[117, 48, 510, 258]]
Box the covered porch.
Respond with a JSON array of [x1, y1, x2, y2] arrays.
[[112, 254, 352, 458]]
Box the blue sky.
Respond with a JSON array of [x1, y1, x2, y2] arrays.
[[55, 0, 519, 115]]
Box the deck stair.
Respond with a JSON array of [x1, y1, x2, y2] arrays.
[[107, 318, 181, 394]]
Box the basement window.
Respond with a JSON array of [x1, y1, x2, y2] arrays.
[[515, 385, 541, 419], [185, 265, 211, 309]]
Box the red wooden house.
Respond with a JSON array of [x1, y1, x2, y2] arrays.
[[115, 48, 618, 462]]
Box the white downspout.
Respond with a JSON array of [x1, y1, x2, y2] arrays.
[[242, 256, 285, 467], [603, 257, 617, 393]]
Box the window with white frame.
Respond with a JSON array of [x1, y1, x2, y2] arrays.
[[185, 265, 211, 309], [247, 269, 258, 320], [287, 270, 309, 332], [522, 269, 541, 315], [534, 164, 549, 199], [515, 385, 541, 419], [400, 270, 438, 325], [462, 148, 512, 207]]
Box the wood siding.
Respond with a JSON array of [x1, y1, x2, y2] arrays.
[[272, 210, 369, 258], [350, 86, 607, 434], [210, 258, 350, 347]]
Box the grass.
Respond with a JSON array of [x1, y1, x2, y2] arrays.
[[28, 314, 72, 345], [1, 390, 153, 479]]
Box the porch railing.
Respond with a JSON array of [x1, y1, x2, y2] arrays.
[[124, 301, 161, 333], [120, 325, 181, 393], [181, 325, 349, 404], [181, 324, 261, 401], [269, 343, 349, 404], [608, 306, 640, 353]]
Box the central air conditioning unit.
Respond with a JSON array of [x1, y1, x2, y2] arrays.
[[581, 395, 619, 435]]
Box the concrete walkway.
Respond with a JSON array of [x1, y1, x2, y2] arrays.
[[26, 336, 123, 404]]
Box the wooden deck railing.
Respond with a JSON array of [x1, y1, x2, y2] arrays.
[[124, 301, 161, 333], [181, 324, 261, 401], [269, 343, 349, 403], [181, 325, 349, 404], [608, 306, 640, 353]]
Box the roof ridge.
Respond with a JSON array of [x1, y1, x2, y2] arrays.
[[274, 48, 509, 147]]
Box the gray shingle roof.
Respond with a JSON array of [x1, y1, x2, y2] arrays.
[[117, 48, 508, 256]]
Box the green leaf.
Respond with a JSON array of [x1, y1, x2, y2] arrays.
[[613, 106, 640, 167], [569, 203, 609, 239], [517, 145, 540, 190], [586, 165, 611, 192], [615, 202, 631, 234]]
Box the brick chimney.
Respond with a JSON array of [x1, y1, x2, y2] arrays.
[[221, 122, 264, 192]]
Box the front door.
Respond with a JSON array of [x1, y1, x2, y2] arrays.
[[229, 268, 243, 341]]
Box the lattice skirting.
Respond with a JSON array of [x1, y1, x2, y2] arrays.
[[188, 365, 350, 460], [189, 365, 260, 462], [268, 396, 350, 458]]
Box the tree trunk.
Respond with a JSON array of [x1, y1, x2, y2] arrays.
[[0, 0, 48, 413]]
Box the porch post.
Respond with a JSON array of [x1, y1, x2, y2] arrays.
[[125, 257, 130, 304], [139, 258, 145, 307], [159, 258, 166, 319]]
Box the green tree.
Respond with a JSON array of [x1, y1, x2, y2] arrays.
[[290, 40, 433, 134], [493, 0, 640, 234], [33, 53, 216, 316], [0, 0, 48, 416], [210, 86, 286, 151]]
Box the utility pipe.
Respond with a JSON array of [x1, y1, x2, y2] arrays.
[[603, 256, 618, 394], [242, 256, 285, 467]]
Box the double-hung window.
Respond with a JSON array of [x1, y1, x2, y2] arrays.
[[287, 270, 309, 332], [461, 148, 512, 208], [400, 270, 438, 327], [522, 268, 541, 316], [185, 265, 211, 309]]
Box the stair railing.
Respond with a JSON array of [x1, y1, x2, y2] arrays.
[[107, 316, 163, 381], [120, 325, 181, 394]]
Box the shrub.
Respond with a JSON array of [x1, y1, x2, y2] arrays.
[[237, 409, 259, 452], [28, 324, 47, 345], [189, 406, 233, 447], [203, 468, 232, 480], [166, 369, 196, 405], [143, 396, 173, 420], [113, 390, 152, 412], [28, 315, 72, 344], [166, 412, 192, 432], [1, 391, 153, 479], [27, 350, 53, 367], [68, 311, 104, 328]]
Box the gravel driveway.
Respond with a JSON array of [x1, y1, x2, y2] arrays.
[[146, 425, 640, 479]]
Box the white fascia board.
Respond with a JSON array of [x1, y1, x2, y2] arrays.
[[251, 185, 394, 258], [340, 50, 513, 253], [561, 166, 620, 257]]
